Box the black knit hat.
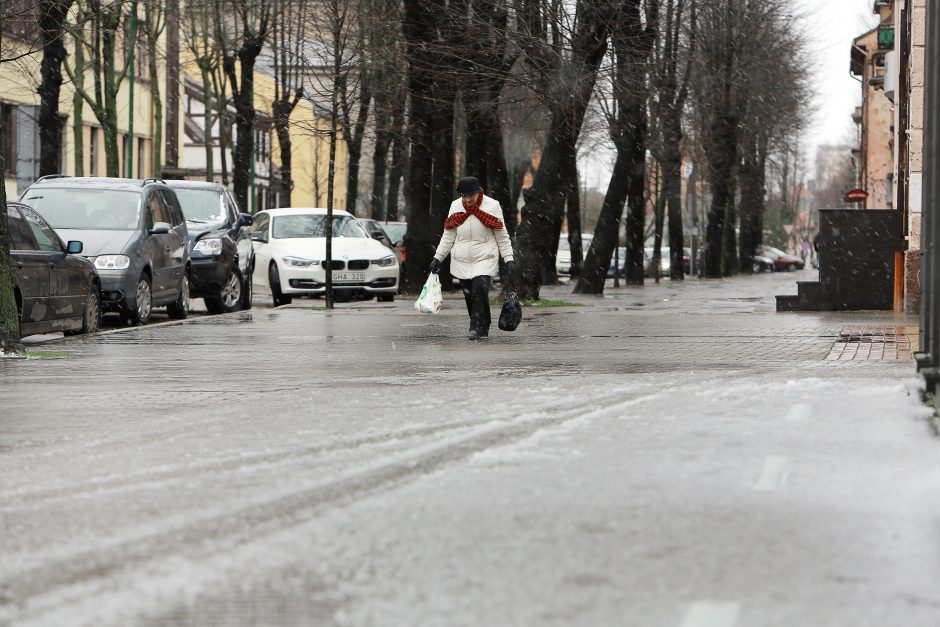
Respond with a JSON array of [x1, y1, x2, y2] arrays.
[[456, 176, 482, 195]]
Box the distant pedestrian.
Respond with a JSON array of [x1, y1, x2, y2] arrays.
[[813, 232, 822, 269], [429, 176, 515, 340]]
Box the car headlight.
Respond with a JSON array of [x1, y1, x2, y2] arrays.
[[283, 256, 319, 268], [94, 255, 131, 270], [373, 255, 396, 267], [193, 238, 223, 254]]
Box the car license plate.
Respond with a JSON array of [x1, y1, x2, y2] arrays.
[[332, 272, 365, 282]]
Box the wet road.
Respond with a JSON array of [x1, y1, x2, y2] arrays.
[[2, 271, 939, 626]]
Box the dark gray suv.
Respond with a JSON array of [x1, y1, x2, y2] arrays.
[[20, 176, 190, 325]]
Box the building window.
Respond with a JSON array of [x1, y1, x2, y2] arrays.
[[1, 103, 17, 176]]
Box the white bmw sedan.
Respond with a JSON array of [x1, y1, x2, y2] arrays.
[[250, 208, 399, 306]]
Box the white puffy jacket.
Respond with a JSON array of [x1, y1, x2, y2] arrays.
[[433, 195, 514, 280]]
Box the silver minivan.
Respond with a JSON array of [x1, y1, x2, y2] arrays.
[[21, 176, 190, 325]]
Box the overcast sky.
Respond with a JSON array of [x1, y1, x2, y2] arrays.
[[799, 0, 880, 163]]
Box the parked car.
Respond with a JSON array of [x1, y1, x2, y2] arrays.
[[752, 253, 775, 273], [608, 246, 627, 277], [6, 201, 101, 338], [380, 221, 408, 274], [557, 234, 593, 275], [359, 218, 405, 266], [250, 208, 399, 305], [643, 247, 671, 278], [20, 176, 190, 325], [756, 245, 805, 272], [165, 180, 254, 314]]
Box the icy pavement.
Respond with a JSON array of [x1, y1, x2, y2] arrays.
[[1, 270, 939, 626]]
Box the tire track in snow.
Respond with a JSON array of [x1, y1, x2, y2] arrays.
[[0, 389, 662, 621]]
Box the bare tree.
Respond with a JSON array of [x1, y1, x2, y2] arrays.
[[514, 0, 627, 300], [63, 0, 136, 177], [648, 0, 694, 280], [218, 0, 272, 211], [269, 0, 307, 207], [37, 0, 73, 176], [574, 0, 657, 294], [1, 0, 45, 352], [142, 0, 166, 178]]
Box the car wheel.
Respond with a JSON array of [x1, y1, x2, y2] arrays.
[[241, 266, 253, 311], [167, 273, 190, 319], [786, 263, 797, 272], [269, 263, 292, 307], [206, 269, 242, 315], [377, 294, 395, 303], [67, 284, 101, 336], [127, 274, 153, 325]]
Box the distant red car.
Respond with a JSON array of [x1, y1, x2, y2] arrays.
[[756, 245, 804, 272]]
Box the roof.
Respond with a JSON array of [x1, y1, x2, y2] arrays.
[[164, 180, 227, 191], [26, 177, 161, 192], [261, 207, 353, 217]]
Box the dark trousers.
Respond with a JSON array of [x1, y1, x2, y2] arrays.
[[460, 276, 492, 335]]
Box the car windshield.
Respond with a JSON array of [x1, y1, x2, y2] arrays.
[[173, 188, 226, 225], [382, 223, 407, 243], [272, 214, 368, 239], [759, 247, 783, 259], [21, 188, 141, 230]]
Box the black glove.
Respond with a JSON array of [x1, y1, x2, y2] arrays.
[[505, 260, 516, 275], [429, 258, 441, 274]]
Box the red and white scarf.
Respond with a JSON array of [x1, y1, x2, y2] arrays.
[[444, 193, 504, 230]]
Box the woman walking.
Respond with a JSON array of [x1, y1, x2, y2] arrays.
[[429, 176, 515, 340]]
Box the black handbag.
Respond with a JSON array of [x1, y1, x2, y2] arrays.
[[498, 291, 522, 331]]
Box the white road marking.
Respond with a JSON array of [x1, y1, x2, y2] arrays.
[[679, 601, 741, 627], [755, 456, 792, 491]]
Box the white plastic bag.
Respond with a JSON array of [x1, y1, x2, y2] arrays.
[[414, 273, 444, 314]]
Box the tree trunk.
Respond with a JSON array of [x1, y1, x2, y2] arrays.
[[385, 108, 406, 221], [565, 150, 583, 278], [38, 0, 73, 176], [200, 66, 214, 181], [623, 106, 648, 285], [165, 0, 179, 168], [401, 0, 438, 293], [430, 86, 456, 289], [273, 99, 295, 207], [738, 136, 767, 272], [371, 120, 391, 220], [515, 4, 615, 300], [149, 39, 163, 179], [232, 55, 258, 212], [664, 116, 684, 279], [345, 91, 372, 215], [652, 187, 666, 283], [574, 149, 630, 294], [0, 78, 21, 352], [72, 28, 85, 177], [101, 16, 121, 177]]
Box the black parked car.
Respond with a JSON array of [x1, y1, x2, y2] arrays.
[[165, 181, 254, 314], [20, 176, 190, 325], [6, 201, 101, 338]]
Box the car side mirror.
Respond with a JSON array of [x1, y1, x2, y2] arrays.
[[371, 232, 384, 240], [151, 222, 171, 235], [250, 231, 266, 242], [66, 240, 83, 254], [237, 213, 253, 228]]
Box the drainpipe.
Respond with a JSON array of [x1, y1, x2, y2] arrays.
[[918, 0, 940, 396]]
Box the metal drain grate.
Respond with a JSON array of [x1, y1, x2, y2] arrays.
[[826, 325, 912, 361]]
